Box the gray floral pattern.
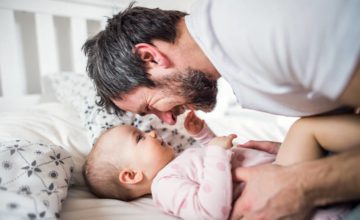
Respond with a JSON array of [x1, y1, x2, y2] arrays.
[[0, 139, 74, 219]]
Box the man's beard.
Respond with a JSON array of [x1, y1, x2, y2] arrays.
[[159, 68, 218, 112]]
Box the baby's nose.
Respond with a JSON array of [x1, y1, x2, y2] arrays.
[[149, 130, 157, 138]]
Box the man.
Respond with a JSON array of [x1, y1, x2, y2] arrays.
[[83, 0, 360, 219]]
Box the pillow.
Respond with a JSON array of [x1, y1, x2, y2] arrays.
[[44, 72, 201, 153], [0, 103, 89, 185], [0, 139, 73, 219], [42, 72, 96, 113]]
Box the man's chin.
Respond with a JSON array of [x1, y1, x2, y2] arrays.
[[202, 107, 214, 113], [186, 103, 216, 113]]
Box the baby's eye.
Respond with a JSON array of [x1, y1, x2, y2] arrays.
[[136, 134, 145, 143]]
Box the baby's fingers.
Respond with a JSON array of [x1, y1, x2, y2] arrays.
[[227, 134, 237, 141], [226, 134, 237, 146], [184, 111, 194, 127]]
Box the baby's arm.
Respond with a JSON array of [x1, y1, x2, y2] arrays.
[[275, 114, 360, 165], [152, 135, 236, 219], [184, 111, 217, 146]]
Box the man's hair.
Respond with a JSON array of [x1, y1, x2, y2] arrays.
[[83, 2, 187, 115], [82, 128, 133, 201]]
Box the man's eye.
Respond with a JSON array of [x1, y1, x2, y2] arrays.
[[139, 106, 150, 116]]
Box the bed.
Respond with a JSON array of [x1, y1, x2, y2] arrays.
[[0, 0, 296, 219]]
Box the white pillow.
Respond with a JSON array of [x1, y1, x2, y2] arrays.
[[0, 102, 89, 218], [0, 103, 89, 185], [42, 72, 96, 113], [0, 139, 73, 219]]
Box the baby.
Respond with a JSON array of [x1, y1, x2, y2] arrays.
[[84, 111, 358, 219], [83, 111, 274, 219]]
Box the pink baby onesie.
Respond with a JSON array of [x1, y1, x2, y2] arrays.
[[151, 124, 274, 219], [151, 125, 351, 220]]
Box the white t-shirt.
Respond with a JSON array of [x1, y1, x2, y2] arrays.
[[185, 0, 360, 116]]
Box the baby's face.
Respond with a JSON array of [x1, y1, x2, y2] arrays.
[[111, 125, 175, 178]]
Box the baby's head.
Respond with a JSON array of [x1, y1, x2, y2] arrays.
[[83, 125, 175, 201]]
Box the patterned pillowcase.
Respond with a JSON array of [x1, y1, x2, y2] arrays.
[[0, 139, 74, 219], [44, 72, 201, 154], [42, 72, 96, 113]]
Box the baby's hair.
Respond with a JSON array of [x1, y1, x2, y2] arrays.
[[82, 127, 135, 201]]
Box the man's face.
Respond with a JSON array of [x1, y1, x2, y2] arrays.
[[112, 69, 218, 125]]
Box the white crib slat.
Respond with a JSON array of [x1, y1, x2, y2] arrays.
[[100, 19, 107, 30], [0, 9, 26, 97], [0, 0, 116, 21], [70, 17, 87, 73], [35, 13, 59, 75]]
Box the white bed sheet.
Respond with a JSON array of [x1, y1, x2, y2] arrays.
[[0, 102, 295, 220], [61, 186, 176, 220]]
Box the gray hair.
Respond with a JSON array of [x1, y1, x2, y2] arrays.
[[83, 2, 187, 115]]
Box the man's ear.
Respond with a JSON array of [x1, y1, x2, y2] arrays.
[[118, 168, 144, 185], [134, 43, 170, 68]]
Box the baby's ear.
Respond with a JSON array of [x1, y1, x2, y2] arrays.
[[118, 169, 144, 185]]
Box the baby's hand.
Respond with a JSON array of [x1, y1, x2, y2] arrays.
[[208, 134, 237, 150], [184, 110, 205, 135]]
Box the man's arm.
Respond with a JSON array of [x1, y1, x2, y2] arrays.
[[303, 148, 360, 206], [230, 148, 360, 220]]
